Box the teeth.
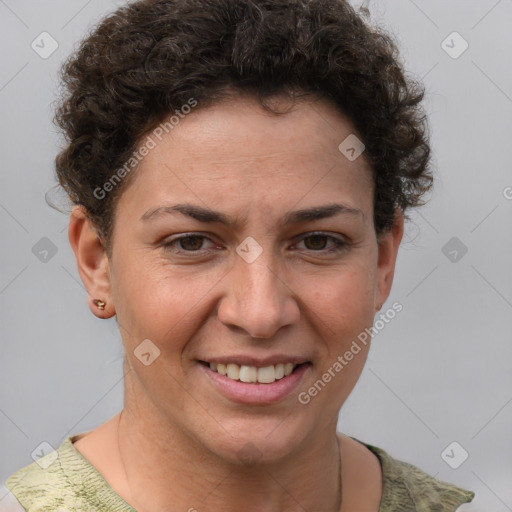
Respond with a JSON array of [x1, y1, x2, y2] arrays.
[[284, 363, 294, 376], [239, 365, 258, 383], [257, 365, 275, 384], [208, 361, 300, 384], [226, 363, 240, 380]]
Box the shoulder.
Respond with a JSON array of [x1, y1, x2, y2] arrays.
[[5, 437, 90, 512], [350, 437, 475, 512], [0, 482, 26, 512], [4, 436, 134, 512]]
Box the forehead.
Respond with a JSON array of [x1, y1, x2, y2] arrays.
[[159, 95, 366, 167], [116, 95, 374, 224]]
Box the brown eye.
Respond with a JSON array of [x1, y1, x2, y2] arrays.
[[163, 234, 215, 254], [176, 235, 205, 251], [295, 233, 348, 253], [303, 235, 329, 251]]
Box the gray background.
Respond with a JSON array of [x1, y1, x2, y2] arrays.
[[1, 1, 511, 510]]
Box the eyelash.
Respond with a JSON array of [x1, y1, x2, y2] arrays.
[[162, 232, 349, 255]]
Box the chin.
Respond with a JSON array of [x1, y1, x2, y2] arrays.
[[196, 415, 311, 466]]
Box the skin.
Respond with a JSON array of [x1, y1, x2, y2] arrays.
[[69, 94, 404, 512]]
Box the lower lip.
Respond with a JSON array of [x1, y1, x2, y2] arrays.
[[199, 362, 311, 404]]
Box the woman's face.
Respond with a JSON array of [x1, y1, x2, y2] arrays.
[[78, 95, 403, 462]]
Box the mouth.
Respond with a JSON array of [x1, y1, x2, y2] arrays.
[[198, 360, 312, 404], [198, 360, 308, 384]]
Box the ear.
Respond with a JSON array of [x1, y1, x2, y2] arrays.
[[375, 209, 404, 312], [68, 206, 115, 318]]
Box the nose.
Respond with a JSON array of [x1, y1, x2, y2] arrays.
[[217, 249, 300, 339]]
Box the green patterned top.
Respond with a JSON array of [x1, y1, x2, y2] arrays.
[[5, 435, 475, 511]]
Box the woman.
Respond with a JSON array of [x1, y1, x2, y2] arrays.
[[5, 0, 475, 510]]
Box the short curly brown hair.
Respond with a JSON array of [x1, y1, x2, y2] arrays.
[[52, 0, 432, 258]]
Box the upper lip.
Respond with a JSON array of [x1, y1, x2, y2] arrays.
[[199, 355, 311, 367]]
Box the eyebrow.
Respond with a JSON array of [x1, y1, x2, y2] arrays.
[[140, 202, 364, 227]]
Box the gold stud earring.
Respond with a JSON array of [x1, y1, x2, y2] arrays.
[[93, 299, 106, 310]]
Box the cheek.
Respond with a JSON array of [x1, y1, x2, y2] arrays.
[[304, 263, 377, 340], [297, 269, 376, 410], [113, 253, 222, 352]]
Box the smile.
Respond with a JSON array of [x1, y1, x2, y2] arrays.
[[198, 361, 311, 404], [205, 361, 298, 384]]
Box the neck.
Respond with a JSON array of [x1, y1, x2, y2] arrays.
[[116, 399, 342, 512]]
